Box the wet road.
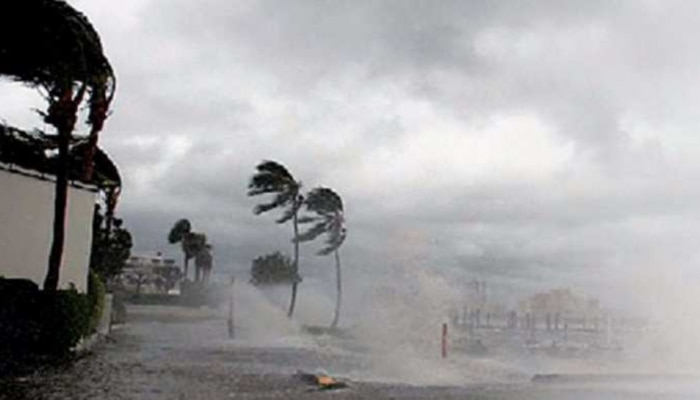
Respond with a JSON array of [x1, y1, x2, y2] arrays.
[[2, 304, 700, 399]]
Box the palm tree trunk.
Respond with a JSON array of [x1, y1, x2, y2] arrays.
[[43, 86, 84, 292], [104, 187, 117, 238], [43, 131, 70, 292], [288, 209, 300, 317], [183, 255, 189, 281], [331, 249, 342, 329]]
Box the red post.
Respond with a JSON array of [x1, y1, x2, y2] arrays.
[[441, 322, 448, 359]]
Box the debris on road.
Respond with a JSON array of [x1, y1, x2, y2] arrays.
[[295, 370, 349, 391]]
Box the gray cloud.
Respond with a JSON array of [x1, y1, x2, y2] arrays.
[[5, 0, 700, 310]]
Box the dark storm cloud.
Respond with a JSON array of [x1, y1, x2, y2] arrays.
[[6, 0, 700, 307], [146, 0, 616, 68]]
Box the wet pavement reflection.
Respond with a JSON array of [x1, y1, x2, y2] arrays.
[[2, 304, 700, 400]]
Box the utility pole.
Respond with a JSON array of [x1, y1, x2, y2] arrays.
[[228, 275, 235, 339]]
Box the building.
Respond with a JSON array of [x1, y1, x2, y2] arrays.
[[0, 165, 96, 292], [0, 125, 120, 293], [119, 253, 181, 294], [518, 288, 603, 330]]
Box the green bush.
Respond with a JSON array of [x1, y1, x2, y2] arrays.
[[0, 279, 42, 358], [87, 270, 106, 333], [250, 251, 300, 286], [0, 278, 96, 358], [35, 289, 91, 355]]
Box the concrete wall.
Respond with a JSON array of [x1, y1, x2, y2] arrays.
[[0, 167, 96, 292]]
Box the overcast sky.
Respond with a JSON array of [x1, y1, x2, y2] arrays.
[[3, 0, 700, 311]]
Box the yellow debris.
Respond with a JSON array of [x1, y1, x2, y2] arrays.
[[317, 375, 336, 387]]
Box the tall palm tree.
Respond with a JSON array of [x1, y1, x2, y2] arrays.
[[248, 160, 303, 317], [0, 0, 115, 292], [186, 232, 207, 281], [167, 219, 196, 280], [195, 244, 213, 284], [297, 187, 347, 328]]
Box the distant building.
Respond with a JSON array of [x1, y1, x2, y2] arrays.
[[124, 253, 178, 270], [519, 288, 600, 315], [119, 253, 181, 294], [518, 288, 603, 330]]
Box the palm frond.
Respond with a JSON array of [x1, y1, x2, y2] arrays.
[[0, 0, 113, 89], [295, 221, 328, 243], [183, 232, 206, 258], [248, 160, 301, 222], [297, 215, 319, 224], [256, 160, 295, 181], [318, 243, 339, 256], [167, 219, 191, 243], [247, 173, 290, 195], [253, 202, 276, 215], [247, 161, 296, 194], [305, 187, 343, 216], [254, 190, 294, 215], [299, 187, 347, 256], [319, 226, 347, 255], [276, 195, 303, 224], [276, 204, 296, 224]]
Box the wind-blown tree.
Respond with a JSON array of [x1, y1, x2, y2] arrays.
[[168, 219, 192, 277], [250, 251, 297, 286], [168, 219, 207, 281], [248, 160, 303, 317], [185, 233, 207, 281], [0, 1, 116, 291], [296, 187, 347, 328], [194, 244, 213, 284]]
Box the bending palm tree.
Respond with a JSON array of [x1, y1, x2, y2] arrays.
[[0, 0, 116, 291], [297, 187, 347, 328], [248, 160, 303, 317], [168, 219, 207, 281]]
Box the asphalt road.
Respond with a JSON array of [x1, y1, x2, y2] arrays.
[[2, 303, 700, 399]]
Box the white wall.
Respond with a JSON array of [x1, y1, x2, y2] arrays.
[[0, 168, 96, 292]]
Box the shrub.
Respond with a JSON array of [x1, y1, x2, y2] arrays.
[[0, 279, 42, 358], [35, 289, 91, 355], [87, 270, 106, 333], [250, 251, 300, 286], [0, 278, 95, 359]]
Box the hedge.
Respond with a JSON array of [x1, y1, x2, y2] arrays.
[[0, 274, 106, 366], [87, 270, 106, 333]]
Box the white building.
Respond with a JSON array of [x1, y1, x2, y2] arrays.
[[0, 125, 121, 293], [120, 253, 181, 294], [0, 164, 97, 292]]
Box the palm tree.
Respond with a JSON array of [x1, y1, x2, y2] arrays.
[[247, 160, 303, 317], [297, 187, 347, 328], [168, 219, 209, 282], [195, 244, 213, 284], [167, 219, 193, 280], [0, 1, 115, 292]]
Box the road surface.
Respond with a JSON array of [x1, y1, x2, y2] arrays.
[[2, 302, 700, 399]]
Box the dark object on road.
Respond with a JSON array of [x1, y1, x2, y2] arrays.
[[295, 370, 349, 391]]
